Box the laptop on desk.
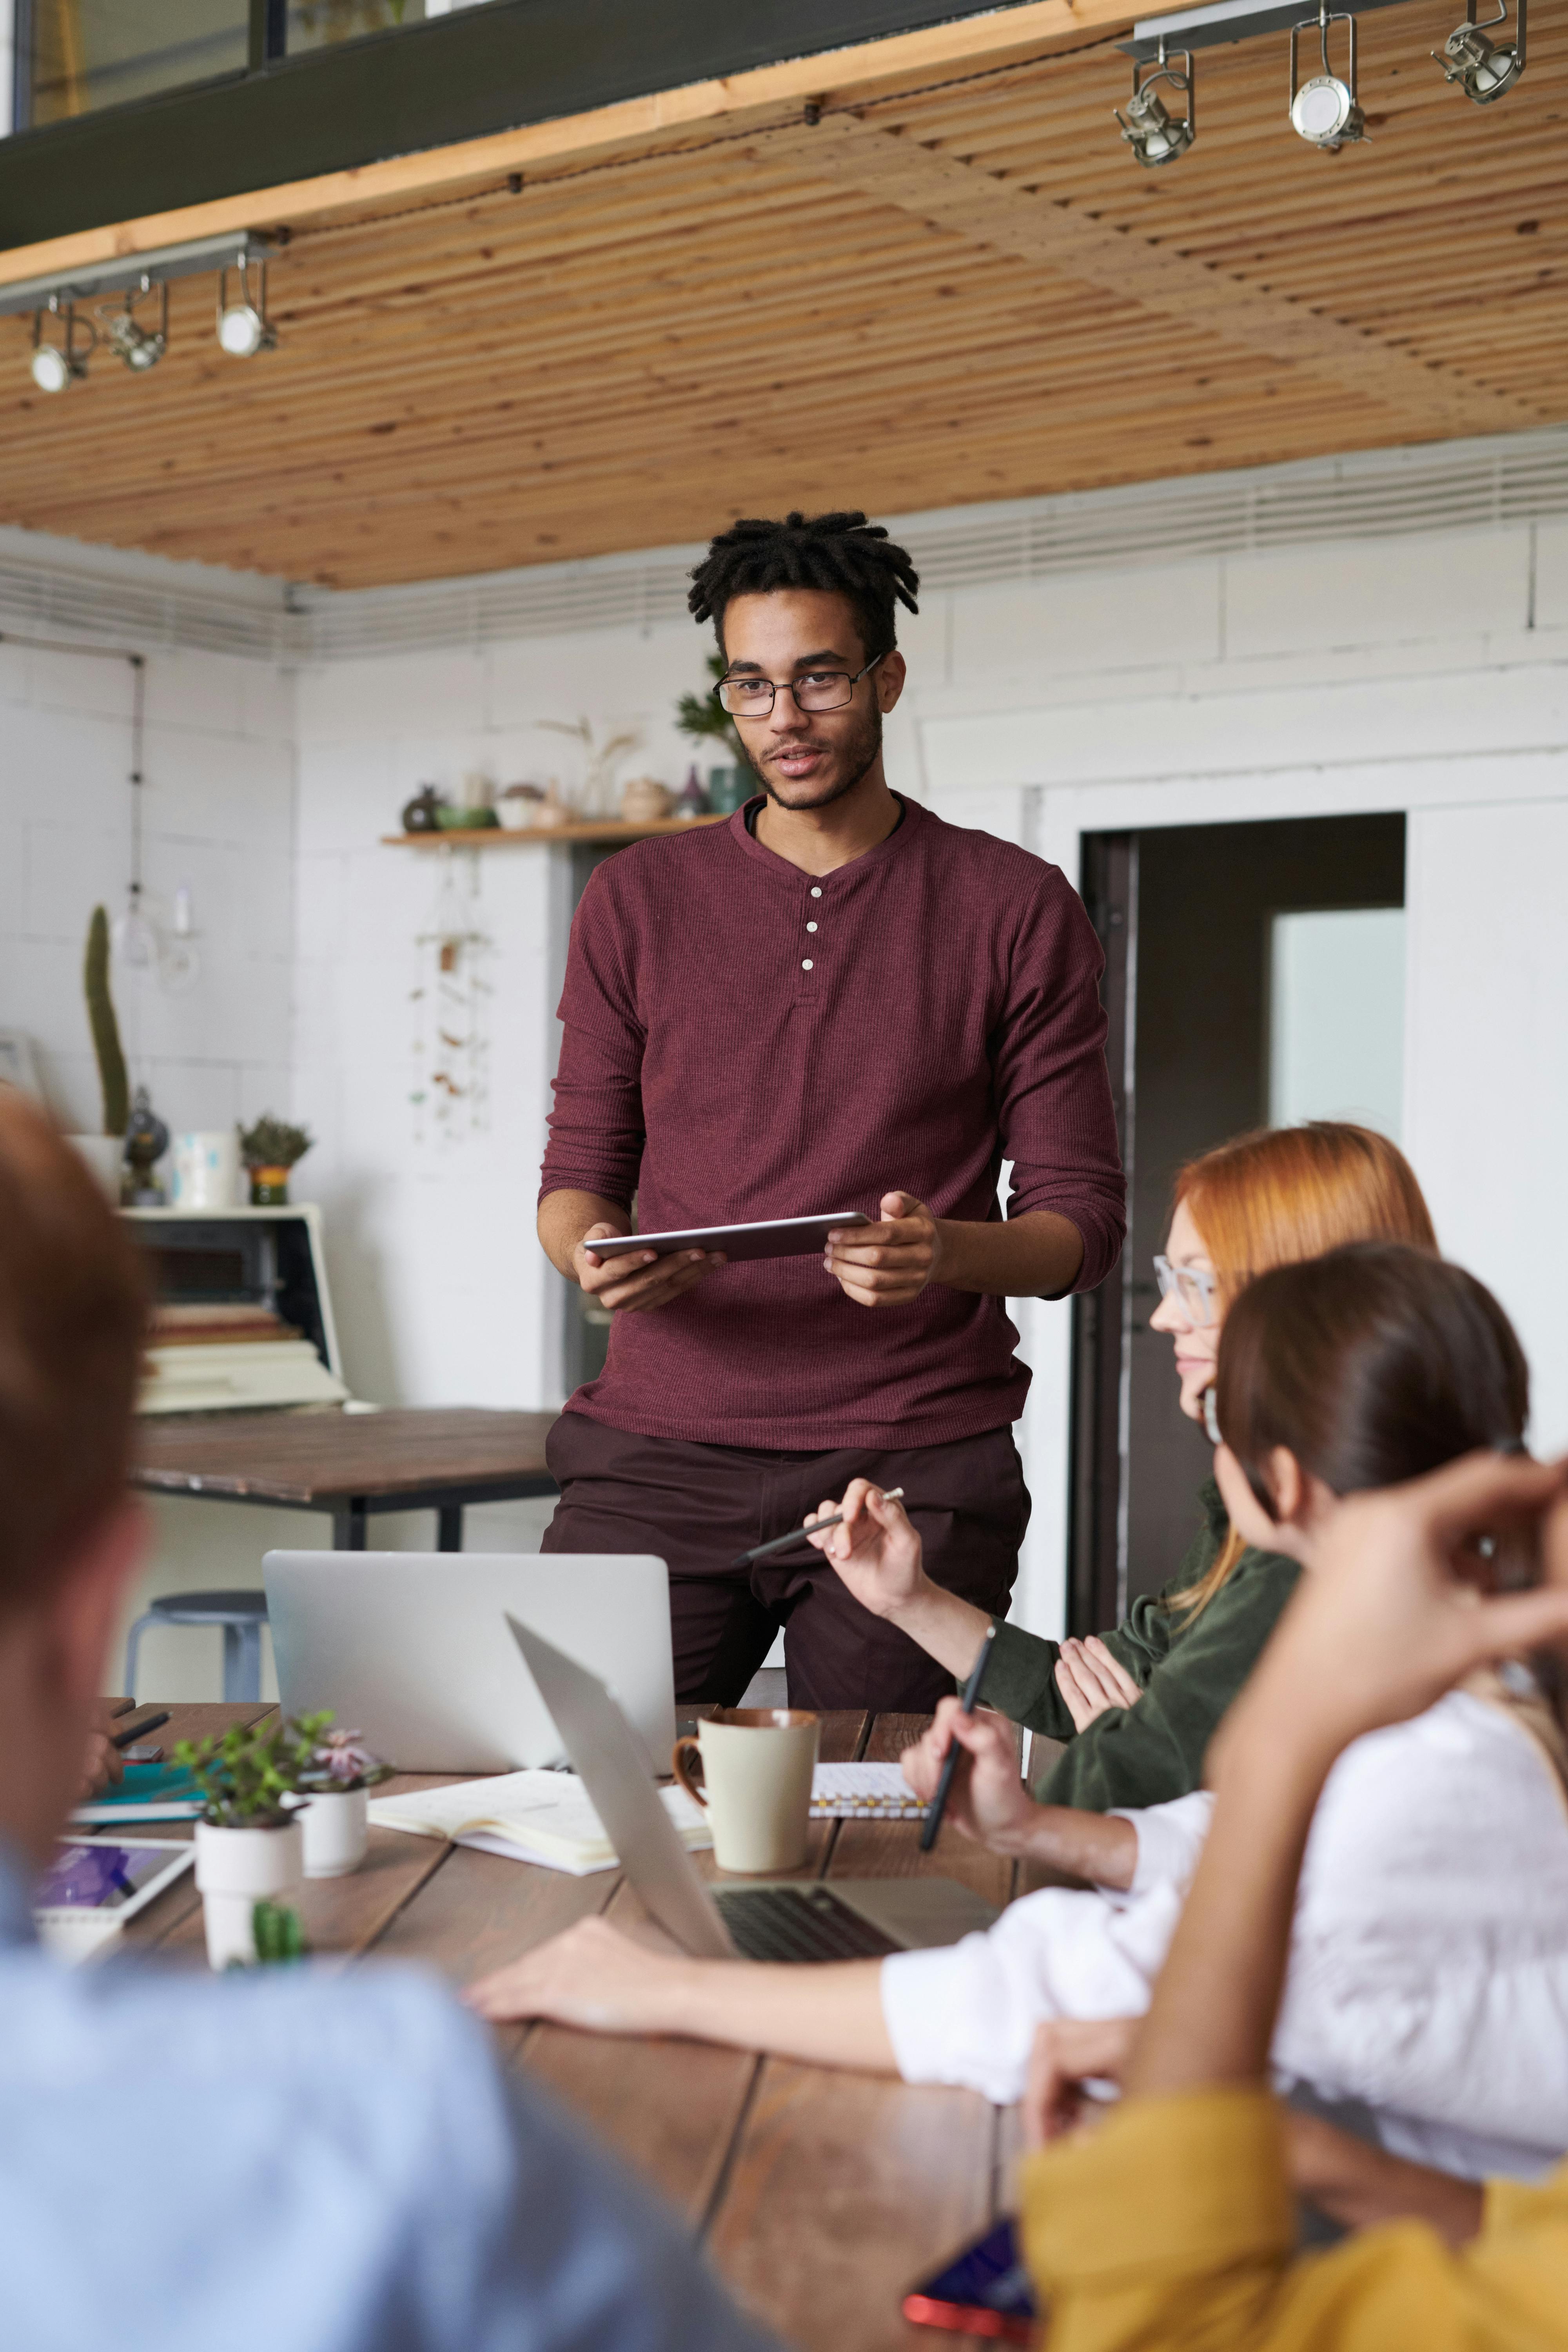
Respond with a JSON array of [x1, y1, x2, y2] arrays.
[[506, 1616, 999, 1964], [265, 1552, 674, 1773]]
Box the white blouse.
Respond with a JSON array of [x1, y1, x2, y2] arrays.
[[879, 1690, 1568, 2179]]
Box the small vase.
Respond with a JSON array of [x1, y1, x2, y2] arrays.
[[300, 1786, 369, 1878], [249, 1165, 290, 1205], [195, 1820, 304, 1970]]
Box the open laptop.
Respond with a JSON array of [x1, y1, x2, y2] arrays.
[[265, 1552, 673, 1773], [507, 1615, 999, 1964]]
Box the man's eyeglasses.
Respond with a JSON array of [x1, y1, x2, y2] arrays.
[[1153, 1254, 1220, 1327], [714, 655, 883, 718]]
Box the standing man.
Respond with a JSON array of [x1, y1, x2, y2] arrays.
[[538, 510, 1124, 1710]]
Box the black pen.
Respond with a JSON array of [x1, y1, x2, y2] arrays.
[[732, 1488, 905, 1570], [919, 1624, 996, 1854], [113, 1710, 171, 1750]]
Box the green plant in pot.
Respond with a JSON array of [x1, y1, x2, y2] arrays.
[[297, 1723, 395, 1879], [676, 655, 751, 815], [237, 1113, 313, 1205], [174, 1714, 322, 1969]]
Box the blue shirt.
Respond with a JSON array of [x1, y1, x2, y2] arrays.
[[0, 1849, 777, 2352]]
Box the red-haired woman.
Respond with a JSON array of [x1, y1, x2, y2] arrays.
[[844, 1121, 1436, 1814]]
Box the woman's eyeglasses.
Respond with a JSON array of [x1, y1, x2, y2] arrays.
[[1153, 1254, 1220, 1327]]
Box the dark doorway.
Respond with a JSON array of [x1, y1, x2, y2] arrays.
[[1069, 812, 1406, 1635]]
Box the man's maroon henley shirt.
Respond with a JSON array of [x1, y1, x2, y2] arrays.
[[539, 795, 1125, 1450]]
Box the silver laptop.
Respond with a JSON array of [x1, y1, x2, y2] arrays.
[[506, 1615, 998, 1964], [265, 1552, 673, 1773]]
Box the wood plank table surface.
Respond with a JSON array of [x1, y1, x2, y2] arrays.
[[129, 1405, 559, 1550], [108, 1702, 1033, 2351]]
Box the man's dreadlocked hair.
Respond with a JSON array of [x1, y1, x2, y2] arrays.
[[688, 511, 919, 661]]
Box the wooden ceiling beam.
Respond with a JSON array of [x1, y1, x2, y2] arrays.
[[748, 114, 1546, 438], [0, 0, 1154, 293]]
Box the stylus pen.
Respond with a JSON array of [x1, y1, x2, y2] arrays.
[[731, 1488, 905, 1570], [112, 1710, 171, 1750], [919, 1624, 997, 1854]]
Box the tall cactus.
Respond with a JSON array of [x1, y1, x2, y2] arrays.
[[84, 906, 129, 1138]]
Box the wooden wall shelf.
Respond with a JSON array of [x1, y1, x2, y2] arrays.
[[383, 815, 729, 848]]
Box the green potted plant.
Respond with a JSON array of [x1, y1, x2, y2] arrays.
[[174, 1715, 319, 1969], [297, 1724, 394, 1878], [237, 1113, 313, 1205], [675, 655, 749, 813]]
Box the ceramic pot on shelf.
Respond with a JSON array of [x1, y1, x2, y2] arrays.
[[195, 1819, 304, 1970], [248, 1165, 291, 1205], [299, 1787, 370, 1879], [620, 776, 674, 826]]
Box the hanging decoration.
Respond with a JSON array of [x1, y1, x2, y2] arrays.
[[409, 848, 494, 1144]]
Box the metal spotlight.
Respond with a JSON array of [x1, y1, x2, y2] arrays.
[[1290, 0, 1365, 149], [1434, 0, 1525, 101], [1116, 39, 1196, 166], [97, 274, 168, 374], [216, 252, 276, 358], [29, 296, 93, 392]]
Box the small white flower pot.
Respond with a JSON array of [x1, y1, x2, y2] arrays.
[[300, 1786, 369, 1879], [195, 1820, 304, 1971]]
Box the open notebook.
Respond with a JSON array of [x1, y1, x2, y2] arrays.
[[369, 1769, 713, 1876]]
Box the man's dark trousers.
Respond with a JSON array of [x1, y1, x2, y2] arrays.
[[540, 1413, 1029, 1710]]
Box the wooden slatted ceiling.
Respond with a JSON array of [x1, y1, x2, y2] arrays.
[[0, 0, 1563, 588]]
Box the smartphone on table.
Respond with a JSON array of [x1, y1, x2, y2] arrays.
[[902, 2216, 1037, 2342]]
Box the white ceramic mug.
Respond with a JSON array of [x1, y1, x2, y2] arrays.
[[672, 1708, 820, 1874], [170, 1130, 241, 1210]]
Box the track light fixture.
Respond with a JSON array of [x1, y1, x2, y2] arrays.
[[1434, 0, 1525, 101], [98, 276, 168, 374], [1116, 38, 1197, 165], [1290, 0, 1365, 147], [29, 296, 94, 393], [216, 254, 276, 358], [4, 230, 275, 392]]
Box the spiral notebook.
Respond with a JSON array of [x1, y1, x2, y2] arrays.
[[809, 1762, 927, 1820]]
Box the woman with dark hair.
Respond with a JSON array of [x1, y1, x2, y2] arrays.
[[468, 1244, 1568, 2196]]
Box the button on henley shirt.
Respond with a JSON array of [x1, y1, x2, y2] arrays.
[[539, 795, 1125, 1450]]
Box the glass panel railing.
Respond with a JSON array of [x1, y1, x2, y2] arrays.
[[28, 2, 249, 126], [20, 0, 496, 130]]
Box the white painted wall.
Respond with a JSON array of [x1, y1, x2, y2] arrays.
[[0, 626, 301, 1693], [5, 486, 1567, 1695]]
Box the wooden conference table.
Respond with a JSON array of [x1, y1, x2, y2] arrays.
[[112, 1699, 1045, 2352], [130, 1406, 559, 1551]]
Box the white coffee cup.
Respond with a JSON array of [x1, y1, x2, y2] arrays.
[[672, 1708, 820, 1874], [170, 1130, 241, 1210]]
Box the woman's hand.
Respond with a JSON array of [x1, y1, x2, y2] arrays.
[[809, 1480, 930, 1620], [1053, 1636, 1142, 1732], [900, 1701, 1036, 1848], [465, 1915, 694, 2034], [1214, 1451, 1568, 1786], [1022, 2016, 1138, 2145]]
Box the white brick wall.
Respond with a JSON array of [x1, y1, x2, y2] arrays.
[[5, 490, 1567, 1691]]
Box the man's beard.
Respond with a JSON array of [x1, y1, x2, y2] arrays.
[[741, 699, 883, 811]]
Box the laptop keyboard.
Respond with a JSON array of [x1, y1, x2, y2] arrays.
[[713, 1883, 902, 1962]]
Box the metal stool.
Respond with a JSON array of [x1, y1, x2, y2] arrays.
[[124, 1590, 269, 1704]]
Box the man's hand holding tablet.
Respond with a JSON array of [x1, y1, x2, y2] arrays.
[[574, 1221, 726, 1316]]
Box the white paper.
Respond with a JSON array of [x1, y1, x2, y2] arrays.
[[368, 1769, 711, 1874], [809, 1761, 927, 1819]]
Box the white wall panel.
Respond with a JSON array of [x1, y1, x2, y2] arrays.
[[1406, 796, 1568, 1450]]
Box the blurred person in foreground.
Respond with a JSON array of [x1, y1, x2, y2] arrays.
[[0, 1092, 776, 2352], [1021, 1443, 1568, 2350]]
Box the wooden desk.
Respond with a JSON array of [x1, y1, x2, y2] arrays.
[[115, 1704, 1025, 2351], [130, 1406, 559, 1550]]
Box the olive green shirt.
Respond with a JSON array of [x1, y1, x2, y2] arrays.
[[985, 1478, 1300, 1813]]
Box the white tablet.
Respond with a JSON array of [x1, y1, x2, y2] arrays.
[[33, 1836, 195, 1940], [589, 1211, 871, 1265]]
